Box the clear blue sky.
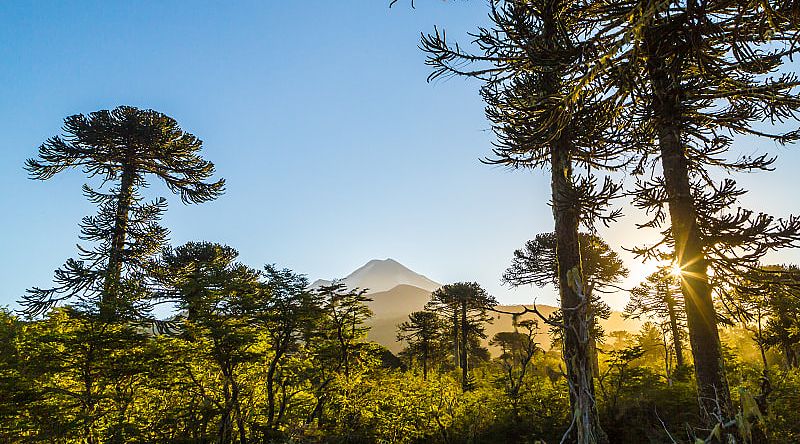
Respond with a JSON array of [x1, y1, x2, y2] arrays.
[[1, 1, 799, 312]]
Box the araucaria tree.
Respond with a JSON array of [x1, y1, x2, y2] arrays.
[[625, 268, 686, 371], [422, 2, 626, 440], [600, 0, 800, 423], [503, 232, 628, 375], [426, 282, 496, 391], [23, 106, 224, 321], [397, 310, 442, 380]]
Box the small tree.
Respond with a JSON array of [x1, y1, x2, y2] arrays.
[[397, 310, 442, 379], [154, 241, 261, 444], [625, 268, 686, 370], [504, 232, 628, 375], [490, 318, 541, 417]]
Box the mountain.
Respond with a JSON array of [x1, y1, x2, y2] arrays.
[[310, 258, 441, 294], [312, 259, 643, 354]]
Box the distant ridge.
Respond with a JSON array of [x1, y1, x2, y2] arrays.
[[310, 258, 441, 294]]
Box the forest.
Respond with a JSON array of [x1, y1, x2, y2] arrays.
[[4, 0, 800, 443]]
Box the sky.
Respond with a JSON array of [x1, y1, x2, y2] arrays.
[[1, 1, 799, 312]]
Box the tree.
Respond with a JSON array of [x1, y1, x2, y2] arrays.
[[397, 310, 442, 380], [426, 282, 497, 391], [504, 232, 628, 294], [422, 1, 627, 440], [23, 106, 224, 321], [303, 282, 373, 425], [625, 268, 686, 371], [253, 265, 321, 433], [490, 318, 542, 417], [503, 232, 628, 375], [748, 265, 800, 369], [598, 0, 800, 424], [17, 307, 153, 444], [154, 242, 261, 444]]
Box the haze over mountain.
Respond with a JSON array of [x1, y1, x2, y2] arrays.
[[314, 259, 643, 354]]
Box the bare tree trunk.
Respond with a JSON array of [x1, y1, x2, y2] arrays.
[[650, 76, 733, 424], [231, 379, 247, 444], [452, 308, 459, 369], [422, 343, 429, 380]]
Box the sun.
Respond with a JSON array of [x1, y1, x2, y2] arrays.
[[670, 263, 684, 278]]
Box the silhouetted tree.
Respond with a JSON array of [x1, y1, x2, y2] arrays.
[[625, 268, 686, 370], [597, 0, 800, 424], [427, 282, 497, 391], [504, 232, 627, 376], [397, 310, 442, 379], [23, 106, 224, 321]]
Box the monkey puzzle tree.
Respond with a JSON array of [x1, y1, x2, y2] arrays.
[[397, 310, 442, 380], [503, 231, 627, 376], [625, 268, 686, 370], [504, 232, 628, 295], [426, 282, 496, 391], [23, 106, 225, 321], [595, 0, 800, 423], [422, 1, 627, 440]]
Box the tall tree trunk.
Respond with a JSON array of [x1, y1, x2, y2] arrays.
[[102, 163, 136, 321], [647, 44, 733, 421], [219, 378, 233, 444], [538, 2, 606, 440], [550, 140, 607, 444], [452, 308, 459, 369], [460, 299, 469, 391], [664, 291, 685, 368]]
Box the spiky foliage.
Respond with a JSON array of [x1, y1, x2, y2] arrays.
[[593, 0, 800, 423], [397, 310, 443, 380], [426, 282, 497, 391], [504, 231, 628, 294], [23, 106, 225, 321], [504, 231, 627, 375], [421, 1, 630, 440], [625, 268, 687, 369]]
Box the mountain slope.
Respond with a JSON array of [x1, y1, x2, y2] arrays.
[[311, 258, 440, 294]]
